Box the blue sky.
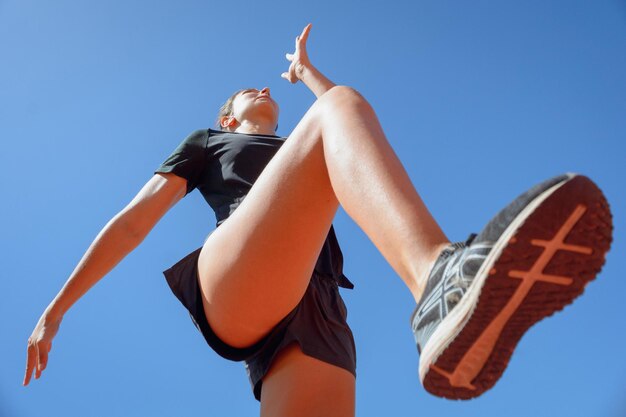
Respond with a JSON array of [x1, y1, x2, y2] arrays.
[[2, 0, 625, 416]]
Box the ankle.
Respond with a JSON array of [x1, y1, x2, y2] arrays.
[[408, 241, 452, 303]]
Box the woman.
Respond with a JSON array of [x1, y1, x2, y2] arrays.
[[24, 24, 612, 415]]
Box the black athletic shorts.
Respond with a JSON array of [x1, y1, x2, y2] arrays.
[[162, 247, 357, 401]]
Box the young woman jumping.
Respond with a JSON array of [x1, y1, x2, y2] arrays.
[[24, 24, 612, 416]]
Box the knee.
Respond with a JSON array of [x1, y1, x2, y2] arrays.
[[319, 85, 370, 110], [308, 86, 377, 135]]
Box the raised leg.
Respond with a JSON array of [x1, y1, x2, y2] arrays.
[[198, 86, 449, 348]]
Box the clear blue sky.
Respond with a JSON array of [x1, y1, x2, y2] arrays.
[[3, 1, 625, 416]]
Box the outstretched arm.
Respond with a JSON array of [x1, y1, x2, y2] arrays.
[[23, 172, 187, 386], [281, 24, 336, 98]]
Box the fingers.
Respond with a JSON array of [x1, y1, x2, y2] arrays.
[[36, 342, 49, 379], [295, 23, 311, 48], [288, 23, 312, 57], [291, 23, 313, 51], [23, 342, 36, 386], [23, 338, 51, 385], [300, 23, 312, 43], [283, 24, 312, 83], [281, 71, 297, 84]]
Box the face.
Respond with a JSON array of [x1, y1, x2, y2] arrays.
[[230, 87, 279, 128]]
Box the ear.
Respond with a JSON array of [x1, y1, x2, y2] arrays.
[[220, 116, 237, 129]]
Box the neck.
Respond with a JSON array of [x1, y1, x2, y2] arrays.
[[233, 120, 276, 136]]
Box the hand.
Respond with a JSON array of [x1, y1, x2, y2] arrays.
[[281, 23, 313, 84], [23, 312, 62, 386]]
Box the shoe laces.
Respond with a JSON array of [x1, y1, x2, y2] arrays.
[[441, 233, 477, 258]]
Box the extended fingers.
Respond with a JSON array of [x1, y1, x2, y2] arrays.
[[300, 23, 311, 43], [295, 24, 311, 49], [283, 24, 312, 83], [36, 342, 49, 379], [24, 341, 36, 385], [281, 71, 297, 84], [24, 338, 51, 385]]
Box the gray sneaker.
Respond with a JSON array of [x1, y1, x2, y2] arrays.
[[410, 173, 613, 399]]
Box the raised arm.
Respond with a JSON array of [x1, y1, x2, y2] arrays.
[[281, 24, 336, 98], [23, 172, 187, 386]]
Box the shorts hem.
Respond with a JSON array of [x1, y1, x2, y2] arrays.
[[162, 246, 357, 403], [251, 340, 357, 402]]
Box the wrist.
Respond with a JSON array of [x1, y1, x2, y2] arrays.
[[299, 65, 335, 98], [299, 64, 318, 83], [44, 301, 66, 322]]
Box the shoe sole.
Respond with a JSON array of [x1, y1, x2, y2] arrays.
[[419, 174, 613, 399]]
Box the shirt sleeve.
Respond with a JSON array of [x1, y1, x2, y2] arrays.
[[154, 129, 209, 196]]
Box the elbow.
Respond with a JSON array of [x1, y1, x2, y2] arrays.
[[114, 213, 149, 242]]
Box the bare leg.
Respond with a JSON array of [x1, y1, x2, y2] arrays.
[[260, 344, 355, 417], [198, 86, 449, 348], [316, 87, 449, 293]]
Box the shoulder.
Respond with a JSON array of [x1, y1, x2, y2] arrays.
[[205, 128, 242, 146], [172, 129, 210, 152], [206, 128, 231, 140], [185, 128, 210, 144]]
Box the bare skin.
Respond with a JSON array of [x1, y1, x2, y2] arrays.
[[259, 344, 356, 417], [24, 24, 449, 417]]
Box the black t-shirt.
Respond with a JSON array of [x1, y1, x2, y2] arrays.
[[154, 128, 353, 289]]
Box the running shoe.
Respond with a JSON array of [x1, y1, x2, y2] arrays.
[[410, 173, 613, 399]]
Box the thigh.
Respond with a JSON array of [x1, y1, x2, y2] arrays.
[[260, 344, 356, 417], [197, 100, 338, 348]]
